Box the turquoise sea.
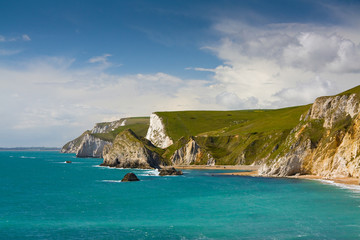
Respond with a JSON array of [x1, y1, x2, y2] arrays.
[[1, 151, 360, 239]]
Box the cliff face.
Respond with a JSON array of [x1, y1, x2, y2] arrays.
[[259, 93, 360, 178], [101, 129, 161, 169], [91, 119, 126, 134], [76, 134, 112, 158], [61, 131, 90, 153], [145, 113, 173, 149], [61, 119, 128, 157], [170, 138, 215, 166]]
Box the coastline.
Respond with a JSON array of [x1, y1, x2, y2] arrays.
[[175, 165, 259, 171], [221, 170, 359, 187], [177, 165, 359, 188]]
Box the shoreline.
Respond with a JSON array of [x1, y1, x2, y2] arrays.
[[221, 170, 359, 187], [175, 165, 259, 171], [176, 165, 359, 187]]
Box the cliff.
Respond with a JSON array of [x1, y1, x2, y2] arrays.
[[62, 85, 360, 180], [61, 117, 149, 158], [61, 131, 90, 153], [76, 134, 112, 158], [170, 137, 215, 166], [91, 119, 126, 134], [101, 129, 162, 169], [145, 113, 173, 148], [259, 89, 360, 178]]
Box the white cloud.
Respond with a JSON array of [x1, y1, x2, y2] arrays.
[[216, 92, 259, 109], [196, 20, 360, 109], [0, 49, 22, 56], [22, 34, 31, 41], [0, 33, 32, 42], [0, 57, 220, 146], [88, 54, 112, 64]]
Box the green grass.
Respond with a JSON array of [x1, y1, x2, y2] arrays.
[[154, 105, 311, 165], [337, 85, 360, 96], [91, 117, 149, 142], [156, 105, 310, 142]]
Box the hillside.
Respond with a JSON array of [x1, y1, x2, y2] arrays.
[[63, 85, 360, 180], [61, 117, 149, 157]]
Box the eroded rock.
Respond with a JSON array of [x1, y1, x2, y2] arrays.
[[101, 129, 161, 169], [159, 167, 183, 176], [122, 172, 140, 182]]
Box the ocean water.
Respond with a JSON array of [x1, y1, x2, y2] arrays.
[[1, 151, 360, 239]]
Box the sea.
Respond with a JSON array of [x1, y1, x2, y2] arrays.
[[1, 151, 360, 240]]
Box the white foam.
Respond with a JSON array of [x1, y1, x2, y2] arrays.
[[20, 156, 36, 159], [139, 169, 160, 176], [101, 180, 122, 183], [317, 179, 360, 193], [93, 165, 124, 169]]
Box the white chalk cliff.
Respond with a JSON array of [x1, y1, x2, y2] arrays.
[[76, 134, 112, 158], [145, 113, 173, 149], [259, 93, 360, 178], [61, 119, 126, 157], [170, 138, 215, 166], [91, 119, 126, 134]]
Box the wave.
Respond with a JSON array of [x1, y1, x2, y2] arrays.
[[93, 165, 124, 169], [20, 156, 36, 159], [101, 180, 122, 183], [139, 169, 159, 176], [318, 179, 360, 193]]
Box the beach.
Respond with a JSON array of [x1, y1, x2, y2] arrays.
[[176, 165, 360, 186]]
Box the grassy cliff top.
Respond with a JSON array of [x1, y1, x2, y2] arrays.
[[91, 117, 149, 142], [337, 85, 360, 96], [155, 105, 310, 141]]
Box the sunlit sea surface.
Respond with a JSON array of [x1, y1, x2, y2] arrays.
[[1, 151, 360, 239]]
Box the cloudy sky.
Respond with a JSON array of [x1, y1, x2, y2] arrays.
[[1, 0, 360, 147]]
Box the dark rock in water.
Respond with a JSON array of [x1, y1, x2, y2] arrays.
[[65, 161, 72, 163], [122, 172, 140, 182], [159, 167, 183, 176]]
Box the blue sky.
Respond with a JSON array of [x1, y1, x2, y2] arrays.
[[1, 0, 360, 147]]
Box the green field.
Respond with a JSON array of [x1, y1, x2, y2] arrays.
[[156, 105, 310, 141], [154, 105, 311, 165]]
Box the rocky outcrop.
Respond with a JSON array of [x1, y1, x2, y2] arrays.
[[170, 138, 215, 166], [101, 129, 161, 169], [145, 113, 173, 149], [121, 172, 140, 182], [61, 139, 79, 153], [303, 94, 360, 128], [61, 131, 90, 153], [159, 167, 183, 176], [76, 134, 112, 158], [91, 119, 126, 134], [260, 92, 360, 178], [62, 119, 126, 156], [258, 137, 312, 177]]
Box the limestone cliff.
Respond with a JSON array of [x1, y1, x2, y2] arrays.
[[101, 129, 161, 169], [259, 92, 360, 178], [170, 138, 215, 166], [61, 118, 128, 157], [91, 119, 126, 134], [145, 113, 173, 149], [61, 131, 90, 153], [76, 134, 112, 158]]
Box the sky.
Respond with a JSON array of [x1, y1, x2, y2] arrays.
[[1, 0, 360, 147]]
